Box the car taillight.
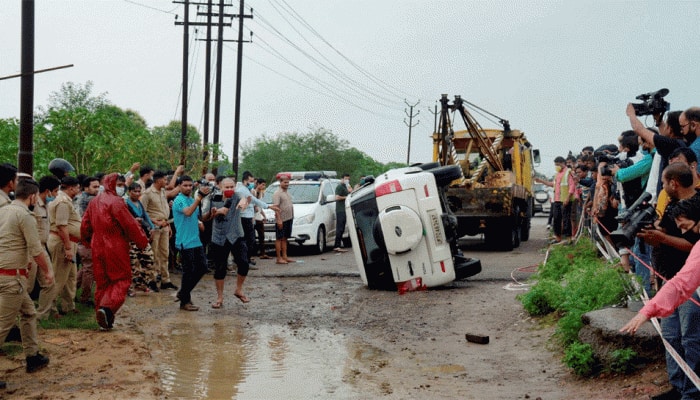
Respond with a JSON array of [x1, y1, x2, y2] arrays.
[[375, 180, 402, 197], [424, 184, 429, 198]]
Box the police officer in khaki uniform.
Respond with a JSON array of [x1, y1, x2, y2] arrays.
[[26, 176, 60, 295], [37, 176, 81, 319], [0, 163, 16, 208], [140, 170, 178, 290], [0, 178, 55, 373]]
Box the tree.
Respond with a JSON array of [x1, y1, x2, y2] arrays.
[[239, 126, 406, 183], [150, 120, 229, 177], [0, 118, 20, 166]]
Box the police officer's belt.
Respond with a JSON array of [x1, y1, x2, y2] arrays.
[[50, 231, 79, 243], [0, 269, 28, 278]]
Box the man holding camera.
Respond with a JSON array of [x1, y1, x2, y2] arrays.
[[172, 176, 213, 311], [679, 107, 700, 172], [638, 162, 700, 400]]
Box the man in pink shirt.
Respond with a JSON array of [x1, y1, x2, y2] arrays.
[[536, 157, 576, 243]]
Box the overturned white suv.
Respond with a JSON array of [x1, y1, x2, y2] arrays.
[[346, 163, 481, 292]]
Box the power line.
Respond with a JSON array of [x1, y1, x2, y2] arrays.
[[245, 39, 394, 118], [249, 12, 396, 109], [122, 0, 178, 15], [265, 0, 398, 106], [231, 45, 398, 120], [274, 0, 415, 100]]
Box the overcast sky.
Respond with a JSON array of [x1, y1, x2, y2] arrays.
[[2, 1, 699, 176]]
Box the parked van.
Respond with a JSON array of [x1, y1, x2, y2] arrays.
[[262, 171, 349, 254]]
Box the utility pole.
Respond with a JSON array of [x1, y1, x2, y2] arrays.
[[18, 0, 34, 174], [231, 0, 253, 178], [176, 0, 232, 170], [202, 0, 213, 176], [404, 99, 420, 165], [178, 0, 190, 166], [428, 102, 439, 135]]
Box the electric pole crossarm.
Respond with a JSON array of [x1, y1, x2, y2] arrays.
[[404, 99, 420, 165], [175, 21, 231, 26], [173, 0, 232, 5]]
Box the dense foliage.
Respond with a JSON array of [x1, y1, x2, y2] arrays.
[[518, 239, 636, 376], [239, 125, 406, 183], [3, 82, 404, 181]]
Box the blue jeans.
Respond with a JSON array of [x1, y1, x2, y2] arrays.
[[632, 238, 652, 295], [661, 291, 700, 399]]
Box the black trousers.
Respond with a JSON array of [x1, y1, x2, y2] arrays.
[[178, 246, 208, 306]]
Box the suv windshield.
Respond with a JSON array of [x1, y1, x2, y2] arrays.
[[262, 183, 321, 204]]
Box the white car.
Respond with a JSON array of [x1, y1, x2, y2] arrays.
[[345, 164, 481, 292], [533, 183, 552, 216], [262, 171, 349, 254]]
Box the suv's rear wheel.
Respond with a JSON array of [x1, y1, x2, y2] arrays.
[[314, 226, 326, 254]]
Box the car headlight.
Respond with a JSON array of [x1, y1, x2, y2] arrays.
[[294, 214, 315, 226]]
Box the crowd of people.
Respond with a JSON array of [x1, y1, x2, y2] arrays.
[[0, 159, 286, 383], [537, 103, 700, 400]]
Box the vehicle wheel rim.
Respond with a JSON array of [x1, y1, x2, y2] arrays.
[[317, 227, 325, 253]]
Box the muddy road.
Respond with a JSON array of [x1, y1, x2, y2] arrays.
[[3, 215, 665, 399], [123, 215, 609, 399]]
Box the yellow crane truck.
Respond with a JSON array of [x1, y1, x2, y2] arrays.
[[432, 94, 540, 250]]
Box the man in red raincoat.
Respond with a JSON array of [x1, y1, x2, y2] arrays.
[[81, 173, 148, 330]]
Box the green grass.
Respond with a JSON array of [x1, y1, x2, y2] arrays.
[[37, 288, 100, 330], [38, 301, 100, 330], [518, 239, 635, 376]]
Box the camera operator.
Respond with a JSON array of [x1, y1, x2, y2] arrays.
[[627, 104, 685, 202], [636, 162, 700, 400], [679, 107, 700, 171], [608, 134, 655, 291]]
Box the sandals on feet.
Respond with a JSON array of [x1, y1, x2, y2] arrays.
[[211, 300, 223, 309], [234, 293, 250, 303]]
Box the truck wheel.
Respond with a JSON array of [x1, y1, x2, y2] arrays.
[[510, 206, 521, 249], [314, 226, 326, 255], [521, 217, 531, 242], [511, 222, 521, 249], [429, 165, 462, 187]]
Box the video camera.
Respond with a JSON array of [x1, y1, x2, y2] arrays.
[[609, 192, 656, 248], [594, 149, 633, 177], [197, 179, 218, 199], [631, 88, 670, 117]]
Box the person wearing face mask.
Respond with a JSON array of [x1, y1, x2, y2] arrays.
[[26, 176, 60, 297], [115, 175, 127, 197], [634, 162, 700, 400], [38, 176, 82, 320], [621, 196, 700, 400], [236, 171, 273, 264], [81, 173, 149, 329], [210, 178, 251, 307], [0, 178, 55, 374], [141, 170, 178, 291], [333, 173, 352, 253], [535, 157, 575, 244], [75, 176, 100, 307]]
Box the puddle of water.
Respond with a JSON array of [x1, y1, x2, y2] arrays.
[[155, 321, 364, 399]]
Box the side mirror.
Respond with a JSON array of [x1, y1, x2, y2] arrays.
[[533, 149, 541, 166], [325, 194, 336, 203]]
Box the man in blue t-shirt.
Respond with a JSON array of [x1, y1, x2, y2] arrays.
[[172, 175, 212, 311]]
